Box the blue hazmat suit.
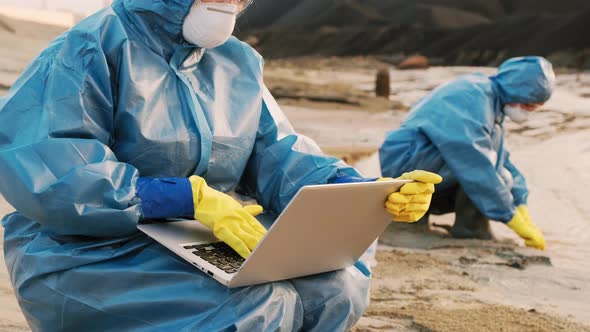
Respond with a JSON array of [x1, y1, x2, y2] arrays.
[[380, 57, 555, 223], [0, 1, 372, 330]]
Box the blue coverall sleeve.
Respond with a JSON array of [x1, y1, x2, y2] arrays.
[[243, 86, 360, 214], [0, 34, 141, 237], [504, 153, 529, 206], [420, 90, 516, 223]]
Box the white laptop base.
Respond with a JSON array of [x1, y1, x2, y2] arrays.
[[138, 180, 409, 288]]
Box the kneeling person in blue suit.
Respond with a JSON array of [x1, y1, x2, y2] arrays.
[[380, 56, 554, 250]]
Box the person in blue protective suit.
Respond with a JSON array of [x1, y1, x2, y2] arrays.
[[379, 56, 555, 250], [0, 0, 442, 331]]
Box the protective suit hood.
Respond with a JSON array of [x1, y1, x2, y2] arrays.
[[490, 56, 556, 104], [116, 0, 196, 59]]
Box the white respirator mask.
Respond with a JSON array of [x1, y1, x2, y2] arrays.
[[182, 2, 238, 49], [503, 104, 530, 123]]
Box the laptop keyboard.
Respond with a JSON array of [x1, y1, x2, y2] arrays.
[[183, 242, 245, 274]]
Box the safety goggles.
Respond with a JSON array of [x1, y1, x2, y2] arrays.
[[196, 0, 254, 13]]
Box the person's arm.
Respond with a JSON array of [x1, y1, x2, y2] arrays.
[[504, 152, 529, 207], [0, 33, 141, 237], [241, 86, 361, 215], [420, 89, 516, 223]]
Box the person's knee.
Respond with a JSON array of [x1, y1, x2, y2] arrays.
[[342, 266, 371, 317], [238, 281, 303, 331], [429, 189, 458, 215], [266, 281, 303, 320], [289, 266, 371, 331], [316, 267, 371, 329]]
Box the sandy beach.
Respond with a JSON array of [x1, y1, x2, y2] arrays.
[[1, 16, 589, 332]]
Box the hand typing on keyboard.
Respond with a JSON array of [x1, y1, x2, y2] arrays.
[[184, 242, 245, 274]]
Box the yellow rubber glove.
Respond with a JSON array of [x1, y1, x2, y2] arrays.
[[380, 170, 443, 223], [189, 176, 267, 259], [507, 205, 546, 250]]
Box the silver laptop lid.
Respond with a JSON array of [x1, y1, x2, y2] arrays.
[[229, 180, 408, 287]]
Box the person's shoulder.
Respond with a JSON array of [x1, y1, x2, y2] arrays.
[[410, 73, 494, 117], [450, 73, 490, 87], [67, 8, 128, 52], [435, 73, 494, 97], [37, 8, 127, 73], [216, 36, 264, 73], [230, 37, 263, 59]]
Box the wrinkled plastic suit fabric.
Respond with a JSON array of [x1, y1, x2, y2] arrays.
[[0, 1, 369, 330], [379, 57, 554, 223]]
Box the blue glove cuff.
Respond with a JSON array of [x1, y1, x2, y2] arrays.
[[514, 196, 528, 207], [136, 177, 194, 219], [328, 175, 378, 184]]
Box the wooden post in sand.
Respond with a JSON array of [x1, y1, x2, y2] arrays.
[[375, 68, 391, 98]]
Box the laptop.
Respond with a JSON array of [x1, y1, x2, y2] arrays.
[[138, 180, 410, 288]]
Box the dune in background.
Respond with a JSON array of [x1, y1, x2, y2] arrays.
[[238, 0, 590, 68]]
